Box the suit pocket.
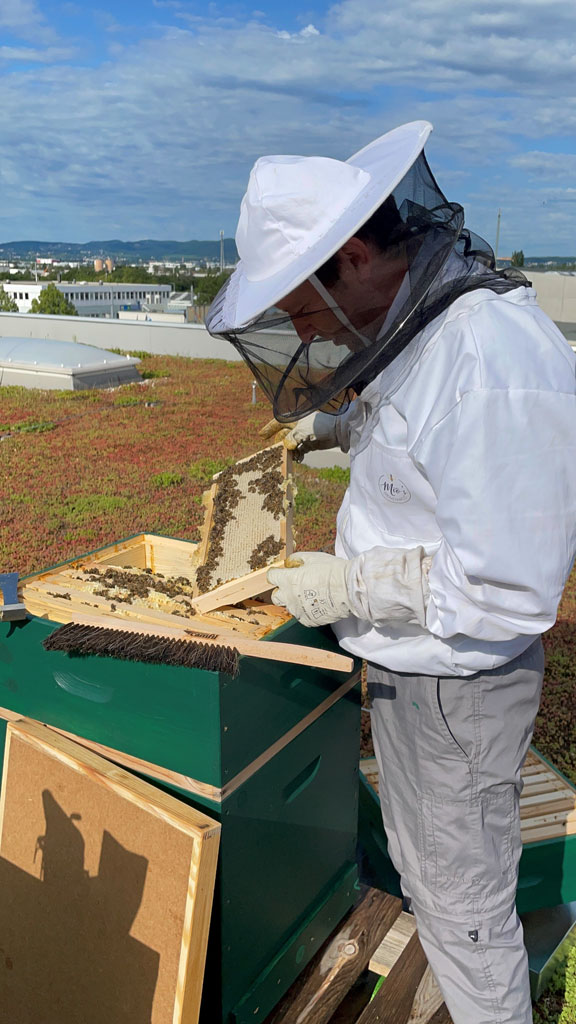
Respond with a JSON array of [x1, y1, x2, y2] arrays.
[[432, 677, 472, 763], [418, 785, 519, 901]]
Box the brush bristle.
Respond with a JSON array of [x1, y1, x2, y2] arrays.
[[43, 623, 240, 677]]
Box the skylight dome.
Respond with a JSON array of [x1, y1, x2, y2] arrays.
[[0, 338, 141, 390]]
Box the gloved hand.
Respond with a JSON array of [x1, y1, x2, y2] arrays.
[[267, 552, 351, 627], [267, 547, 432, 629], [260, 411, 339, 457]]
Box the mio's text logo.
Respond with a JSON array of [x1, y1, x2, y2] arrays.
[[378, 473, 411, 503]]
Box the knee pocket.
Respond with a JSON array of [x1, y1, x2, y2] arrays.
[[418, 786, 519, 900]]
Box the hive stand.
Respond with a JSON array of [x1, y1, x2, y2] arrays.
[[262, 887, 453, 1024]]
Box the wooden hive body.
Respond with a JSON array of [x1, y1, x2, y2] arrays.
[[21, 444, 297, 636], [1, 504, 362, 1022], [21, 532, 288, 641]]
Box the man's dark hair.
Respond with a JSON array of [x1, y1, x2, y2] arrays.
[[315, 194, 407, 288]]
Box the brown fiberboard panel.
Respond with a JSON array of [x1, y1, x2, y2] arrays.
[[0, 722, 220, 1024]]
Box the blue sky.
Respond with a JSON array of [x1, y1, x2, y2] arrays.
[[1, 0, 575, 254]]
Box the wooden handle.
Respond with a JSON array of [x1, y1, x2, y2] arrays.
[[191, 564, 279, 614]]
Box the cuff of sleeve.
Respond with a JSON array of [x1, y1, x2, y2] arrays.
[[345, 547, 432, 628]]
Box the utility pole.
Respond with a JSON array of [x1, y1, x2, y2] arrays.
[[219, 231, 224, 273], [494, 208, 501, 265]]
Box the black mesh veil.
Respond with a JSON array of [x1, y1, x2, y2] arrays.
[[206, 152, 528, 422]]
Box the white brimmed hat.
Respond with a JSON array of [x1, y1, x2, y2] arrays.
[[213, 120, 433, 331]]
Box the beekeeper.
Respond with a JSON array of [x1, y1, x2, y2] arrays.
[[206, 121, 576, 1024]]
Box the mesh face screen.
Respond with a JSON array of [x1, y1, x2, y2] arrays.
[[207, 152, 528, 422]]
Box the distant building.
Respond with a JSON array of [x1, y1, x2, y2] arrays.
[[36, 258, 83, 270], [166, 290, 195, 315], [1, 281, 171, 317], [117, 289, 196, 324], [105, 257, 114, 273], [94, 258, 104, 272], [147, 260, 202, 274], [528, 270, 576, 333]]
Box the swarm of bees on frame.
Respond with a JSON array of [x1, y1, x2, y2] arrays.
[[195, 447, 286, 594]]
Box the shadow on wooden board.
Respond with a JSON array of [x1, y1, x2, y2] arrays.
[[0, 721, 221, 1024]]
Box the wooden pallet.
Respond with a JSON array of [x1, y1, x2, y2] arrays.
[[263, 888, 451, 1024], [360, 747, 576, 845]]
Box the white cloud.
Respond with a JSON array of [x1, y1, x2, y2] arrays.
[[276, 23, 320, 40], [0, 45, 75, 62], [0, 0, 58, 44], [325, 0, 576, 96], [509, 153, 576, 181], [0, 0, 574, 249]]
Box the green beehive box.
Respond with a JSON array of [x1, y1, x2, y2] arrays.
[[0, 536, 362, 1023], [202, 700, 360, 1023]]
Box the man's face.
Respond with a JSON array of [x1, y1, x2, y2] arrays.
[[276, 240, 408, 350], [275, 279, 344, 344]]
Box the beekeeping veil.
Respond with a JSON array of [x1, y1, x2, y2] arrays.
[[206, 122, 527, 422]]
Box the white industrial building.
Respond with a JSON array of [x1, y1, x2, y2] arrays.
[[1, 281, 171, 317]]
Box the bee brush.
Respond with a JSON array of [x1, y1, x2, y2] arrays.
[[42, 613, 354, 675]]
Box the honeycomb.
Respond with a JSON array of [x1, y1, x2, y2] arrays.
[[194, 445, 293, 595]]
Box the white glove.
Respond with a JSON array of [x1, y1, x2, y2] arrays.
[[283, 412, 340, 455], [267, 553, 351, 627], [267, 547, 432, 629], [260, 411, 342, 457], [347, 546, 432, 628]]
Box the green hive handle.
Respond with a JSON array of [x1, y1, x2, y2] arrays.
[[283, 755, 322, 804]]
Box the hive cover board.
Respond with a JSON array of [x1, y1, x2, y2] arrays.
[[0, 721, 220, 1024], [194, 444, 294, 595]]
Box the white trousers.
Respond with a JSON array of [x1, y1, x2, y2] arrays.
[[368, 639, 544, 1024]]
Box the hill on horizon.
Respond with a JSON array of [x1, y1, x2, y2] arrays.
[[0, 240, 573, 267], [0, 238, 239, 262]]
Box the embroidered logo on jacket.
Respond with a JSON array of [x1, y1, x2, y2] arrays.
[[378, 473, 411, 503]]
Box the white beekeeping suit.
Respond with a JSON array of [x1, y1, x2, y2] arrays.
[[333, 281, 576, 675], [206, 121, 576, 1023], [331, 282, 575, 1022]]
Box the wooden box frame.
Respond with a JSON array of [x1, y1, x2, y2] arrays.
[[0, 721, 221, 1024]]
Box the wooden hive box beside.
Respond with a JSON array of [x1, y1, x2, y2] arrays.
[[358, 748, 576, 916]]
